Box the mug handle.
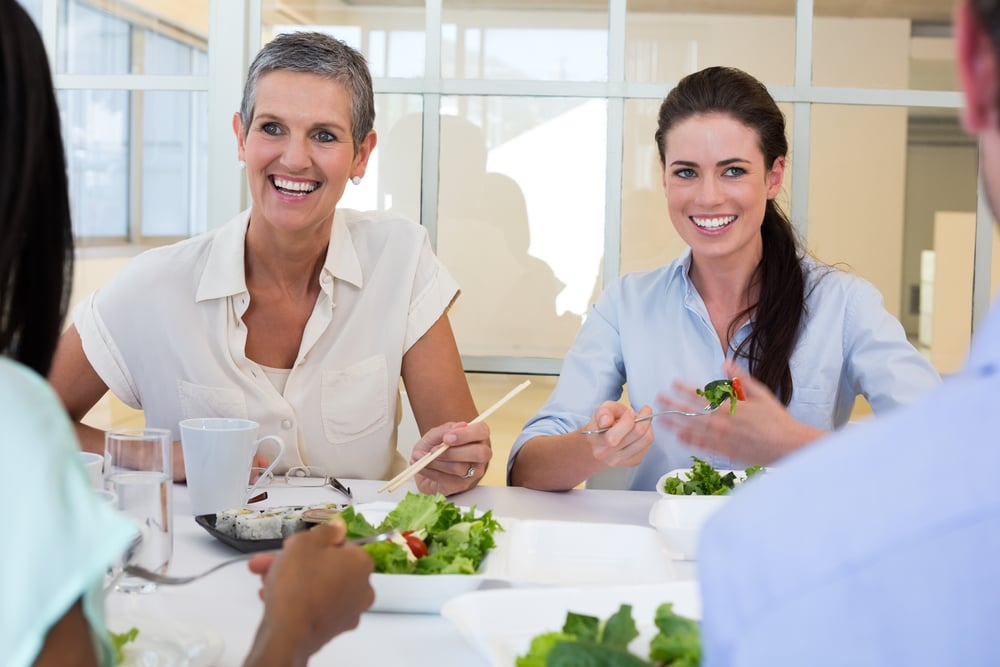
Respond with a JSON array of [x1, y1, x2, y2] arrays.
[[245, 435, 286, 500]]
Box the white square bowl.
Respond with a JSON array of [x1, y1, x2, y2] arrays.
[[648, 468, 746, 560], [647, 494, 728, 560]]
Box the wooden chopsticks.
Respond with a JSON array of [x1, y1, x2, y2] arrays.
[[377, 380, 531, 493]]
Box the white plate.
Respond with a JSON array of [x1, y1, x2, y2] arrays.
[[358, 502, 676, 614], [486, 518, 675, 587], [106, 614, 224, 667], [441, 581, 702, 666]]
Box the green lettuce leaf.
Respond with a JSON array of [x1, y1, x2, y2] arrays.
[[108, 627, 139, 665], [649, 603, 701, 665]]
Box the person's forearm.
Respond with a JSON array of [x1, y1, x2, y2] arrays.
[[73, 421, 107, 455], [32, 601, 99, 667], [761, 421, 827, 465], [76, 422, 186, 481], [509, 435, 607, 490], [789, 422, 826, 450], [243, 619, 311, 667]]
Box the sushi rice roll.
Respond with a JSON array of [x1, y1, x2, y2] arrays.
[[280, 508, 306, 537], [235, 510, 283, 540], [216, 508, 254, 537]]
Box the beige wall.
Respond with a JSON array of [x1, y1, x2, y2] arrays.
[[805, 19, 910, 319], [901, 144, 979, 335], [929, 211, 1000, 374]]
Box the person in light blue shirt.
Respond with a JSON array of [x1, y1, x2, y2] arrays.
[[508, 66, 939, 492], [697, 2, 1000, 664]]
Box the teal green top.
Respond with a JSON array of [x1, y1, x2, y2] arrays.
[[0, 358, 138, 667]]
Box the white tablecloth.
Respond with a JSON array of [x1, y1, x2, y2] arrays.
[[105, 478, 681, 666]]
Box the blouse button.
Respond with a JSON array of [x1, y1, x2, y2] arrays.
[[281, 419, 292, 430]]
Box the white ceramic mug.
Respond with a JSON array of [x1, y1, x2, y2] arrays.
[[79, 451, 104, 489], [179, 418, 285, 516]]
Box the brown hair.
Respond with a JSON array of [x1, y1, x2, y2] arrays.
[[655, 66, 804, 404]]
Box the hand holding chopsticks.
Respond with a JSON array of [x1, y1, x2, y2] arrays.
[[378, 380, 531, 493]]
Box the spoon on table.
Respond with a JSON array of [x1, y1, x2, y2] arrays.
[[122, 529, 400, 586], [581, 404, 719, 435]]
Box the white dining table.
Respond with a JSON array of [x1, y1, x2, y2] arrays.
[[105, 478, 686, 666]]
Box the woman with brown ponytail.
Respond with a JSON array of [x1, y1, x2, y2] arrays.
[[509, 66, 939, 492]]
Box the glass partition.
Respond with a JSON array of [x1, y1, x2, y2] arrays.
[[442, 2, 609, 81], [625, 1, 796, 85], [808, 104, 978, 375], [434, 96, 606, 358], [814, 4, 956, 91], [261, 1, 426, 78]]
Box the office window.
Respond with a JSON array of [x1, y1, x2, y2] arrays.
[[813, 3, 957, 91], [58, 88, 129, 239], [442, 3, 608, 81], [625, 2, 796, 85], [33, 0, 975, 375], [262, 2, 427, 78], [23, 0, 210, 242], [434, 96, 606, 359]]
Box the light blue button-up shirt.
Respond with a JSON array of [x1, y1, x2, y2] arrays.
[[509, 249, 940, 491], [697, 298, 1000, 667]]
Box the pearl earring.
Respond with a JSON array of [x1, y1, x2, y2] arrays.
[[351, 176, 361, 186], [237, 160, 245, 170]]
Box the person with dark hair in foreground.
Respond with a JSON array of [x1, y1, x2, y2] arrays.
[[0, 3, 373, 665], [697, 2, 1000, 664]]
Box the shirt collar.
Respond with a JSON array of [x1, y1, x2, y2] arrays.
[[195, 208, 365, 303], [676, 247, 694, 282], [196, 209, 251, 302], [324, 209, 363, 289], [670, 246, 696, 296]]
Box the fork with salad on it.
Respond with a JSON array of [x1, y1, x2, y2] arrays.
[[582, 377, 745, 435]]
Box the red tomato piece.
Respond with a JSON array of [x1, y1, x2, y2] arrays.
[[731, 377, 746, 401], [401, 530, 428, 558]]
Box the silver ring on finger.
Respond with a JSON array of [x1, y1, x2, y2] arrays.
[[464, 465, 476, 479]]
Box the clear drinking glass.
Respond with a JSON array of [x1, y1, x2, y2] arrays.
[[104, 428, 173, 594]]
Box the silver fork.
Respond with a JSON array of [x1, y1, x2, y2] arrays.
[[122, 529, 400, 586], [581, 404, 719, 435]]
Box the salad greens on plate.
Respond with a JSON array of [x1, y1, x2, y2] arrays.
[[340, 492, 503, 574], [517, 603, 700, 667], [662, 457, 764, 496]]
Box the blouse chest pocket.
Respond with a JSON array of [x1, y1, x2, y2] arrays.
[[789, 383, 838, 430], [321, 355, 390, 444], [177, 380, 249, 420]]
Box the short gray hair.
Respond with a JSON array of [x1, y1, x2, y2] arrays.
[[238, 31, 375, 153]]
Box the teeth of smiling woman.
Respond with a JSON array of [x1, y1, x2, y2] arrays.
[[692, 215, 736, 230], [272, 176, 318, 195]]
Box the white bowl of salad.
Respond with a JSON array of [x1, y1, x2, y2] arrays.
[[649, 457, 764, 559]]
